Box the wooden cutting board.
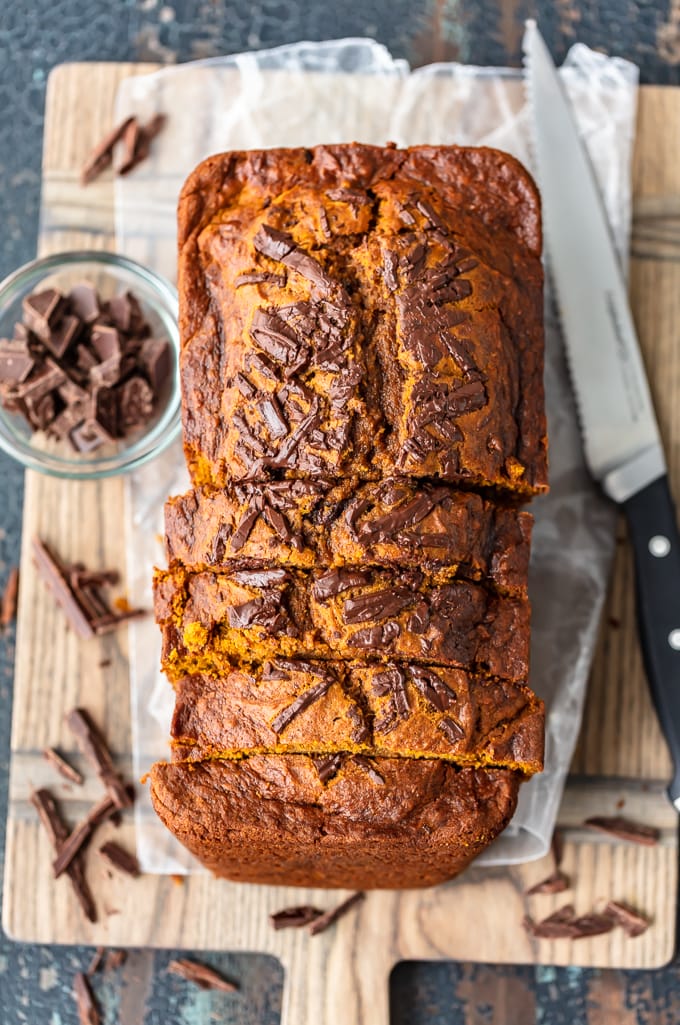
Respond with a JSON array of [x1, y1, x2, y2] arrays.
[[3, 63, 680, 1024]]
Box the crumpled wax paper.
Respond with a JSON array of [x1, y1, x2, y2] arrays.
[[114, 38, 638, 872]]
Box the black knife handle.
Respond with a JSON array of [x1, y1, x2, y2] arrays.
[[623, 474, 680, 808]]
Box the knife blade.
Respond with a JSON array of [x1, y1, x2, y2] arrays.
[[524, 19, 680, 810]]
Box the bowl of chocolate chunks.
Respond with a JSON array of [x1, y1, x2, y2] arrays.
[[0, 250, 180, 478]]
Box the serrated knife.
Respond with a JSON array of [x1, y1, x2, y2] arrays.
[[524, 20, 680, 810]]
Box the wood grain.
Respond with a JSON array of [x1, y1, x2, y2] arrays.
[[2, 65, 679, 1025]]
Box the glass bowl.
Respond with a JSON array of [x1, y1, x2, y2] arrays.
[[0, 250, 180, 479]]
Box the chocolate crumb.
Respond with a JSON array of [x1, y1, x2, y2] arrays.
[[1, 566, 19, 627], [604, 900, 650, 937], [525, 870, 570, 895], [43, 746, 84, 785], [98, 840, 140, 878], [583, 816, 660, 846], [270, 905, 324, 930], [73, 971, 101, 1025], [167, 959, 238, 993], [308, 891, 365, 936]]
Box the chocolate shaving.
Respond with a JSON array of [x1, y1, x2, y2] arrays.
[[117, 114, 166, 176], [353, 755, 385, 784], [73, 971, 101, 1025], [80, 115, 135, 185], [603, 900, 650, 938], [524, 904, 616, 940], [1, 566, 19, 627], [271, 677, 334, 735], [583, 816, 660, 846], [53, 792, 126, 878], [66, 708, 132, 810], [270, 905, 324, 930], [99, 840, 141, 878], [167, 959, 238, 993], [308, 891, 365, 936], [87, 948, 106, 976], [31, 789, 97, 923], [525, 870, 570, 895], [43, 746, 84, 785], [32, 537, 95, 640], [312, 752, 345, 783]]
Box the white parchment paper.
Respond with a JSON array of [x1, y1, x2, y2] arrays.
[[115, 39, 638, 872]]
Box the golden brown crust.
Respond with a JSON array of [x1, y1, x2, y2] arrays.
[[169, 662, 544, 774], [177, 143, 547, 494], [164, 479, 533, 595], [150, 755, 521, 888], [154, 565, 531, 682]]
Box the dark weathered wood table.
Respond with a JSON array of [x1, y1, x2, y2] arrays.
[[1, 3, 679, 1022]]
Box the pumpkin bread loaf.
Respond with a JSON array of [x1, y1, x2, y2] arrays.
[[151, 143, 547, 888]]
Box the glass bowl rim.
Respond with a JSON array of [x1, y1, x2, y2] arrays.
[[0, 249, 181, 480]]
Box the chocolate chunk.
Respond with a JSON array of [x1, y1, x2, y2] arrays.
[[70, 418, 113, 453], [583, 816, 660, 846], [77, 344, 99, 373], [69, 283, 100, 323], [261, 503, 292, 542], [234, 272, 287, 288], [117, 375, 154, 429], [270, 905, 324, 930], [91, 325, 120, 362], [65, 707, 133, 810], [603, 900, 650, 938], [282, 248, 335, 295], [80, 115, 135, 185], [382, 250, 399, 292], [313, 569, 369, 600], [437, 717, 466, 743], [353, 755, 385, 784], [167, 959, 238, 993], [360, 489, 447, 542], [325, 187, 367, 209], [259, 395, 288, 438], [1, 566, 19, 628], [89, 354, 122, 389], [352, 623, 399, 650], [415, 198, 448, 231], [373, 667, 410, 732], [250, 308, 301, 366], [43, 746, 84, 785], [230, 568, 289, 586], [312, 752, 345, 783], [308, 891, 365, 936], [253, 225, 296, 261], [347, 705, 370, 743], [73, 971, 101, 1025], [271, 677, 335, 735], [99, 840, 141, 878], [409, 666, 457, 712], [108, 293, 133, 333], [20, 359, 66, 403], [31, 789, 97, 922], [342, 586, 414, 624], [140, 337, 171, 393], [229, 505, 261, 553], [45, 314, 81, 359], [525, 870, 570, 896], [0, 340, 34, 383], [22, 289, 66, 343], [227, 593, 285, 630], [523, 905, 615, 941]]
